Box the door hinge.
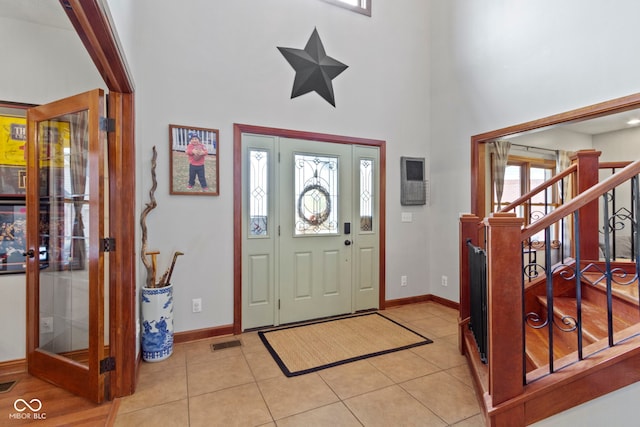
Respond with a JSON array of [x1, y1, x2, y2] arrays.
[[101, 238, 115, 252], [100, 117, 116, 133], [278, 226, 280, 236], [278, 299, 280, 310], [100, 356, 115, 374], [278, 152, 281, 163]]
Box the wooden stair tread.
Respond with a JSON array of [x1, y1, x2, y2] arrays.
[[581, 271, 640, 305], [525, 326, 554, 369], [525, 321, 576, 370], [538, 296, 633, 343]]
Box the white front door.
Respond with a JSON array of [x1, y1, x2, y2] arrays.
[[241, 133, 380, 329], [278, 138, 353, 324]]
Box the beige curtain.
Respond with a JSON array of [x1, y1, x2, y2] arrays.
[[556, 149, 572, 253], [492, 140, 511, 210], [69, 111, 88, 270], [556, 150, 572, 202]]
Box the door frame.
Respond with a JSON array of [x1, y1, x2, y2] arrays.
[[60, 0, 137, 399], [471, 92, 640, 221], [233, 123, 386, 334]]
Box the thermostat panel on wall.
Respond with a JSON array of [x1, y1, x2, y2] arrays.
[[400, 156, 427, 206]]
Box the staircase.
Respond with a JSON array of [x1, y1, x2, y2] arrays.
[[459, 151, 640, 426], [524, 262, 640, 374]]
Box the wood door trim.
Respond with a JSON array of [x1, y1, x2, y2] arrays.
[[233, 124, 386, 334], [106, 92, 137, 398], [57, 0, 137, 399], [471, 92, 640, 219], [61, 0, 134, 93]]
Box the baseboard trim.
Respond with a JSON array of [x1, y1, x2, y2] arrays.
[[429, 294, 459, 310], [2, 298, 457, 370], [173, 324, 235, 344], [385, 294, 459, 310], [0, 358, 27, 377]]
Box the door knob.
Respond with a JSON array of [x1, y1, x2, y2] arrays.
[[23, 249, 36, 258], [344, 240, 352, 246]]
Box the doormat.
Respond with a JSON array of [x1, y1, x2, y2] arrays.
[[259, 312, 432, 377], [0, 380, 17, 393]]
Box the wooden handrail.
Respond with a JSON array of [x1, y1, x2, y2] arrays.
[[522, 159, 640, 241], [600, 161, 632, 169], [499, 164, 577, 213]]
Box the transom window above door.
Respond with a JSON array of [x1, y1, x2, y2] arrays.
[[321, 0, 371, 16]]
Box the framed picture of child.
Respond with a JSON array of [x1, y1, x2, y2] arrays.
[[169, 124, 219, 196]]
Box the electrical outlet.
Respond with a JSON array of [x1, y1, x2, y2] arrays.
[[192, 298, 202, 313], [401, 275, 408, 287], [40, 317, 54, 333], [441, 275, 448, 287]]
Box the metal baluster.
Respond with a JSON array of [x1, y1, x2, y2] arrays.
[[602, 192, 614, 347], [634, 176, 640, 318], [544, 185, 549, 265], [632, 175, 637, 262], [545, 226, 554, 372], [521, 239, 527, 385], [611, 169, 617, 260], [574, 210, 583, 360], [560, 178, 566, 261]]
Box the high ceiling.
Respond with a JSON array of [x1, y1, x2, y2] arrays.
[[2, 1, 639, 137], [562, 109, 640, 135]]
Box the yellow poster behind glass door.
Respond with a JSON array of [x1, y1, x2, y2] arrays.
[[0, 116, 27, 166], [0, 116, 69, 167]]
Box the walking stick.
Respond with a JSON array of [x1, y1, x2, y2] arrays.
[[159, 251, 184, 287]]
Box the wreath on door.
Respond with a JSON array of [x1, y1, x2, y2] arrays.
[[297, 184, 331, 226]]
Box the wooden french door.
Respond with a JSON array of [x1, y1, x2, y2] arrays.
[[25, 89, 109, 403]]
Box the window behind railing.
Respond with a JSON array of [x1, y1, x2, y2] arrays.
[[496, 157, 565, 277]]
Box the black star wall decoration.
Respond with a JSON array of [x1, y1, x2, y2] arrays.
[[278, 28, 348, 107]]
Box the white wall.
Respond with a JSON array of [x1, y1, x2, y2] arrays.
[[0, 15, 104, 362], [594, 127, 640, 161], [428, 0, 640, 303], [0, 16, 103, 105], [126, 0, 432, 333], [429, 0, 640, 422], [0, 276, 26, 361]]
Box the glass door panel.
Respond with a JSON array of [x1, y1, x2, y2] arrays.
[[37, 112, 91, 362], [26, 89, 107, 403], [294, 153, 339, 235]]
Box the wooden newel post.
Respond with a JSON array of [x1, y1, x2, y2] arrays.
[[572, 149, 601, 260], [485, 212, 525, 406], [459, 214, 481, 354]]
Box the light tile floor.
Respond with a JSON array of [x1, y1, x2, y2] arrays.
[[114, 302, 484, 427]]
